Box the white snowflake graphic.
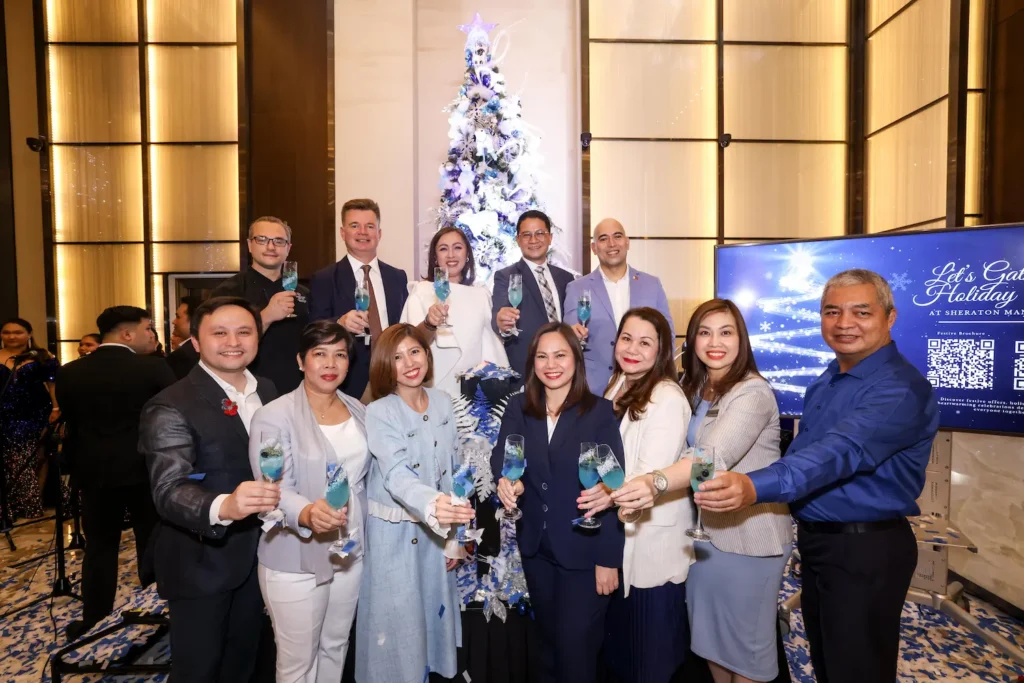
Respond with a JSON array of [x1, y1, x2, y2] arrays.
[[890, 272, 913, 291], [760, 321, 772, 332]]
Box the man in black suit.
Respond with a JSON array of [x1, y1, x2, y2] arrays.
[[492, 210, 574, 382], [309, 198, 408, 400], [166, 295, 201, 380], [140, 296, 280, 682], [56, 306, 176, 641]]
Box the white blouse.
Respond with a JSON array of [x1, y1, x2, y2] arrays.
[[319, 418, 368, 540]]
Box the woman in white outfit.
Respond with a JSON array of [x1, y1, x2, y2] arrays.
[[248, 321, 368, 683], [400, 226, 509, 397]]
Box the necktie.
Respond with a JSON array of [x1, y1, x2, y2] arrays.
[[361, 264, 383, 341], [535, 265, 558, 322]]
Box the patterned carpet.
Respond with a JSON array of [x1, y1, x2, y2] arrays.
[[1, 515, 1022, 682]]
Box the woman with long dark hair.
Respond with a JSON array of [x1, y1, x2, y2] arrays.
[[613, 299, 792, 683], [491, 322, 624, 683]]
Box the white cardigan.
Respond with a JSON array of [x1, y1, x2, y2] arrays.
[[607, 376, 695, 596], [400, 280, 510, 398]]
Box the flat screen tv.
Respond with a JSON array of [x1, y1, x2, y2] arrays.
[[714, 224, 1024, 435]]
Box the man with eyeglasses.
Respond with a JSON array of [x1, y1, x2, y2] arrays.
[[564, 218, 674, 393], [211, 216, 309, 393], [492, 210, 574, 383]]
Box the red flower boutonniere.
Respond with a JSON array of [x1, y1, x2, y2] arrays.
[[221, 399, 239, 416]]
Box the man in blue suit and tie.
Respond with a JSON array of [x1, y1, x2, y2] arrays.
[[565, 218, 674, 394], [492, 210, 574, 383], [308, 198, 409, 401]]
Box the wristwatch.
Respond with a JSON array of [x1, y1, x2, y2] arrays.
[[651, 469, 669, 498]]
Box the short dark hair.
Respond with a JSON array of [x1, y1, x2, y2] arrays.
[[424, 226, 476, 286], [680, 299, 761, 407], [81, 333, 101, 344], [97, 306, 151, 340], [247, 216, 292, 241], [298, 320, 354, 361], [341, 198, 381, 225], [179, 295, 203, 317], [190, 296, 263, 340], [516, 210, 551, 235], [368, 324, 434, 400], [522, 322, 595, 419]]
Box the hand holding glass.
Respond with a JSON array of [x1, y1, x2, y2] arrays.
[[451, 463, 476, 542], [575, 443, 601, 529], [500, 435, 526, 520], [434, 268, 452, 329], [577, 291, 592, 349], [686, 446, 716, 542], [507, 274, 523, 335], [258, 432, 286, 525], [282, 261, 305, 315], [325, 462, 358, 556], [354, 283, 371, 342]]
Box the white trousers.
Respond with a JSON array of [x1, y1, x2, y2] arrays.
[[257, 560, 363, 683]]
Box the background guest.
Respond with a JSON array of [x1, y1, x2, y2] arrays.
[[492, 210, 574, 385], [355, 324, 474, 683], [0, 317, 59, 520], [602, 307, 693, 683], [565, 218, 674, 394], [310, 198, 409, 402], [57, 306, 175, 641], [213, 217, 308, 394], [77, 333, 100, 357], [166, 296, 202, 380], [492, 322, 624, 683], [401, 226, 508, 397], [169, 295, 200, 353], [249, 321, 367, 683]]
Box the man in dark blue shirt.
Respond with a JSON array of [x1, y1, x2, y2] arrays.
[[696, 268, 939, 683]]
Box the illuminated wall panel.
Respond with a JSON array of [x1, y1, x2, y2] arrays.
[[724, 0, 846, 43], [150, 145, 240, 241], [965, 92, 984, 217], [148, 45, 239, 142], [56, 244, 146, 340], [151, 274, 165, 350], [868, 0, 915, 33], [152, 243, 239, 274], [46, 0, 139, 42], [628, 240, 716, 329], [968, 0, 988, 89], [588, 0, 714, 40], [53, 145, 144, 242], [146, 0, 237, 43], [48, 46, 141, 143]]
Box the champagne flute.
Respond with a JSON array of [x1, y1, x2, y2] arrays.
[[258, 431, 285, 525], [577, 290, 592, 349], [282, 261, 305, 317], [354, 283, 371, 343], [507, 273, 523, 335], [500, 434, 526, 521], [575, 442, 601, 529], [434, 267, 452, 329], [450, 462, 476, 543], [686, 446, 715, 542], [325, 462, 358, 556]]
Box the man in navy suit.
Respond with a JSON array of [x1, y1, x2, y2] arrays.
[[491, 210, 574, 383], [308, 198, 409, 400]]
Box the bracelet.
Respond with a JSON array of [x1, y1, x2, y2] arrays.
[[423, 320, 438, 332]]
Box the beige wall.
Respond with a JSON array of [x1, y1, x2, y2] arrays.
[[5, 0, 48, 346], [335, 0, 580, 278]]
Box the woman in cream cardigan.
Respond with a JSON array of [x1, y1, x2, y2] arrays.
[[400, 226, 508, 397], [602, 307, 694, 683], [248, 321, 368, 683]]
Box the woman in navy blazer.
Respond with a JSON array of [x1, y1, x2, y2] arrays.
[[491, 321, 625, 683]]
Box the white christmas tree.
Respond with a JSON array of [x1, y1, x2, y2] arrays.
[[435, 14, 557, 282]]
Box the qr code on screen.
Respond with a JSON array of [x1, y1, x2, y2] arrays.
[[1015, 342, 1024, 391], [926, 338, 994, 390]]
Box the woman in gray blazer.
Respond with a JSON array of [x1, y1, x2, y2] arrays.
[[614, 299, 792, 683], [248, 321, 368, 683]]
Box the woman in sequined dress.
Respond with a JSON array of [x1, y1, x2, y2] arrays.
[[0, 318, 59, 520]]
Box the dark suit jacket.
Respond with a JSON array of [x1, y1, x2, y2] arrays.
[[139, 366, 278, 600], [308, 255, 409, 397], [56, 345, 177, 489], [166, 341, 199, 380], [490, 393, 625, 570], [491, 260, 574, 381]]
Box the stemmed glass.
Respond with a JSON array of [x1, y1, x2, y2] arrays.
[[500, 434, 526, 521], [577, 290, 592, 349], [325, 462, 358, 557], [354, 282, 371, 343], [258, 431, 285, 525], [686, 446, 716, 542], [507, 273, 523, 335], [434, 267, 452, 329], [450, 462, 476, 543], [575, 442, 601, 529]]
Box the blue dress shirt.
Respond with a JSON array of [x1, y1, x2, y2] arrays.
[[748, 342, 939, 522]]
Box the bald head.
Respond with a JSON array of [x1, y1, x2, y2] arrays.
[[591, 217, 629, 270], [592, 218, 626, 242]]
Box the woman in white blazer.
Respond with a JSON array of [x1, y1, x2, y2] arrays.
[[400, 226, 509, 398], [602, 307, 695, 683]]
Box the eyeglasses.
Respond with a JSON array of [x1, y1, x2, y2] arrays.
[[250, 235, 290, 247], [519, 230, 550, 241]]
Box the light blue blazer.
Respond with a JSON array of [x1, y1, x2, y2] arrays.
[[564, 266, 675, 394]]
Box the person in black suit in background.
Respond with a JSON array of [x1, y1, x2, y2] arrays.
[[140, 297, 280, 683], [309, 198, 409, 402], [57, 306, 176, 641], [166, 296, 201, 380], [492, 210, 574, 384]]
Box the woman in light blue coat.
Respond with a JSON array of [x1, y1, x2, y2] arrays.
[[355, 323, 476, 683]]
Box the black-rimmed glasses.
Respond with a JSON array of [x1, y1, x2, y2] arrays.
[[250, 235, 290, 247]]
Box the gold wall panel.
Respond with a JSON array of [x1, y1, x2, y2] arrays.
[[58, 342, 81, 365], [892, 218, 947, 231], [968, 0, 988, 90], [48, 46, 141, 143], [152, 242, 240, 273], [589, 140, 717, 238], [868, 0, 915, 33], [150, 144, 240, 241], [588, 0, 714, 40], [46, 0, 138, 42], [146, 0, 237, 43], [724, 46, 846, 141], [866, 103, 947, 233], [964, 216, 982, 226], [151, 274, 165, 346], [56, 243, 146, 340], [867, 0, 950, 134], [147, 46, 238, 142], [627, 239, 716, 331], [53, 145, 143, 243], [724, 0, 847, 43], [725, 143, 846, 239], [966, 92, 984, 217], [588, 43, 717, 139]]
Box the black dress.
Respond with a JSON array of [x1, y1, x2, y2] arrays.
[[0, 357, 57, 519]]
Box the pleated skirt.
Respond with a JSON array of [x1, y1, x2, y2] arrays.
[[603, 580, 689, 683]]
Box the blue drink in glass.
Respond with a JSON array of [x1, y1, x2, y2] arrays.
[[500, 435, 526, 520], [258, 435, 285, 524], [282, 261, 303, 314], [507, 274, 523, 335], [326, 463, 358, 556], [686, 447, 715, 542], [577, 292, 592, 349], [354, 284, 371, 341], [575, 443, 601, 529], [451, 463, 476, 542], [434, 268, 453, 329]]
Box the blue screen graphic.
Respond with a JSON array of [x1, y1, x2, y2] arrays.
[[715, 225, 1024, 434]]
